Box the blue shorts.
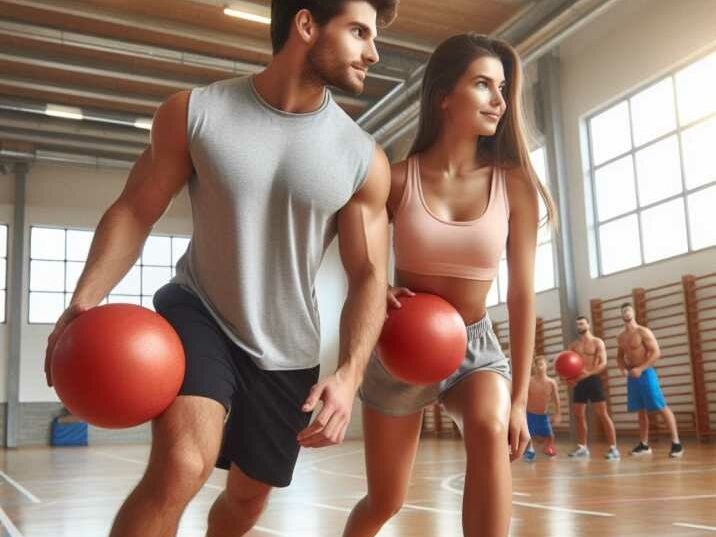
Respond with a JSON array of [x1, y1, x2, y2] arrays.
[[527, 412, 553, 438], [627, 367, 666, 412]]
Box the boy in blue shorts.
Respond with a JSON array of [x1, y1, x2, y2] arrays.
[[524, 356, 561, 461]]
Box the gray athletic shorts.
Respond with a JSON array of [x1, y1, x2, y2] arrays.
[[359, 315, 512, 416]]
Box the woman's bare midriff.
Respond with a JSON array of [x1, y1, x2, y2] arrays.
[[395, 269, 493, 325]]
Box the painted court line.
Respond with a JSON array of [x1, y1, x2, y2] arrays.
[[253, 525, 291, 536], [401, 501, 521, 522], [299, 449, 364, 467], [673, 522, 716, 532], [439, 472, 529, 497], [414, 459, 466, 466], [310, 467, 366, 479], [403, 503, 461, 515], [300, 502, 352, 513], [513, 466, 716, 482], [0, 507, 24, 537], [95, 452, 147, 465], [0, 470, 41, 503], [512, 501, 614, 517], [575, 493, 716, 507]]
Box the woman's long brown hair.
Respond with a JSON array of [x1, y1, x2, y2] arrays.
[[409, 32, 556, 226]]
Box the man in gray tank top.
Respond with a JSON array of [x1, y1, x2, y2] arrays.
[[43, 1, 397, 535]]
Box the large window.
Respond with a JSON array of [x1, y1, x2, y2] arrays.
[[0, 224, 7, 323], [587, 49, 716, 276], [487, 146, 556, 307], [29, 226, 190, 324]]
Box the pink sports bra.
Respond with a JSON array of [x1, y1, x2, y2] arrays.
[[393, 154, 510, 281]]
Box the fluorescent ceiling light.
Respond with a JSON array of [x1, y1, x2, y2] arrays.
[[46, 104, 83, 120], [224, 2, 271, 25], [134, 118, 153, 130]]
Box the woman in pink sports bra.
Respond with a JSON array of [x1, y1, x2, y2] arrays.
[[345, 34, 555, 537]]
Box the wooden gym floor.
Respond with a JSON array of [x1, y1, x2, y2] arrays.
[[0, 438, 714, 536]]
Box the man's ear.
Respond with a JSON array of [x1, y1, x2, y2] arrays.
[[294, 8, 320, 46]]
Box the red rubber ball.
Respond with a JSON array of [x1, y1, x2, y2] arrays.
[[377, 293, 467, 385], [555, 350, 585, 380], [51, 304, 185, 429]]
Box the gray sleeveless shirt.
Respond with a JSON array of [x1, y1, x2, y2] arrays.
[[173, 76, 375, 370]]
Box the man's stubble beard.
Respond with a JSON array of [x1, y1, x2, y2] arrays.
[[307, 39, 365, 95]]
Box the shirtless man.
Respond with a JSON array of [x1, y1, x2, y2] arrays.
[[524, 356, 561, 461], [566, 316, 620, 460], [617, 303, 683, 458]]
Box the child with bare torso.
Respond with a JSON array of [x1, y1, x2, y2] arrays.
[[523, 356, 561, 461]]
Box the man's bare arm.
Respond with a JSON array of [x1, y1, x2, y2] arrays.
[[616, 337, 627, 375], [298, 145, 390, 448], [591, 338, 608, 375], [44, 91, 193, 385]]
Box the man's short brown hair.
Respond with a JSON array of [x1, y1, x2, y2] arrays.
[[271, 0, 399, 53]]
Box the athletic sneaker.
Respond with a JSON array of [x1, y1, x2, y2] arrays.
[[630, 442, 652, 456], [523, 449, 536, 462], [604, 447, 621, 460], [669, 442, 684, 458], [568, 446, 590, 458], [544, 445, 557, 457]]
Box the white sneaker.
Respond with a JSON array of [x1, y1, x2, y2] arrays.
[[604, 447, 621, 460], [568, 446, 590, 458]]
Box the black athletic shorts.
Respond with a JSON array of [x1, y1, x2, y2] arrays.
[[573, 374, 606, 404], [153, 283, 319, 487]]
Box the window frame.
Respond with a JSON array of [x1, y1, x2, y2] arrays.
[[28, 225, 190, 324], [488, 146, 557, 307], [586, 49, 716, 277], [0, 224, 8, 324]]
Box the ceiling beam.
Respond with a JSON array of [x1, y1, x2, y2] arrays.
[[0, 110, 150, 144], [0, 128, 145, 157]]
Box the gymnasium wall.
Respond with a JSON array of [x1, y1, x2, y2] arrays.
[[559, 0, 716, 317], [490, 0, 716, 347]]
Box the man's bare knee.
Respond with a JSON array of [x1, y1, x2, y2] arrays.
[[226, 489, 270, 521], [144, 448, 214, 506]]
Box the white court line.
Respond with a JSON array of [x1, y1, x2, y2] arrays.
[[299, 449, 364, 467], [574, 493, 716, 506], [300, 502, 352, 513], [442, 472, 609, 517], [95, 452, 147, 465], [512, 501, 614, 518], [403, 503, 461, 515], [310, 467, 366, 479], [253, 525, 291, 536], [0, 470, 41, 503], [402, 503, 521, 522], [440, 472, 530, 497], [0, 507, 25, 537], [673, 522, 716, 532], [413, 459, 466, 466], [513, 466, 716, 482]]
